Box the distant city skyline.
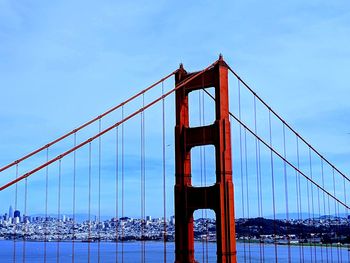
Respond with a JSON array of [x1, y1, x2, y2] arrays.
[[2, 204, 348, 223]]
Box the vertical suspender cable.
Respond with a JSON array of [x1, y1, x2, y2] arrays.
[[144, 104, 146, 262], [44, 148, 49, 263], [98, 119, 102, 263], [338, 171, 342, 263], [140, 93, 146, 263], [199, 87, 208, 262], [199, 86, 204, 262], [140, 103, 143, 263], [296, 137, 304, 263], [143, 93, 146, 262], [22, 176, 28, 263], [238, 80, 246, 263], [306, 148, 312, 262], [88, 142, 92, 263], [269, 111, 278, 263], [72, 133, 77, 263], [327, 180, 333, 262], [200, 75, 209, 262], [317, 161, 323, 263], [337, 175, 342, 263], [57, 159, 62, 263], [115, 127, 119, 263], [344, 176, 349, 262], [294, 136, 302, 263], [121, 106, 124, 263], [321, 160, 329, 262], [162, 81, 167, 263], [13, 164, 18, 263], [144, 93, 147, 262], [283, 124, 291, 263], [202, 88, 208, 263], [253, 96, 263, 262], [255, 97, 265, 261], [309, 148, 316, 262], [244, 129, 252, 263], [258, 140, 264, 260], [140, 101, 143, 263], [332, 168, 340, 263]]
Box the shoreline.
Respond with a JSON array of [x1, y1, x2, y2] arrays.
[[1, 239, 349, 250]]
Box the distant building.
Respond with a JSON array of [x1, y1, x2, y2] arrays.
[[9, 205, 13, 218], [25, 215, 31, 223], [146, 216, 152, 221], [14, 210, 20, 218], [170, 215, 175, 225]]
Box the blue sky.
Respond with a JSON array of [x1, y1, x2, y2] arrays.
[[0, 1, 350, 219]]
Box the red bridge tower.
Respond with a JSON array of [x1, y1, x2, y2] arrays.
[[174, 56, 237, 263]]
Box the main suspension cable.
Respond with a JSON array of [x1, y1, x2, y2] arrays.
[[203, 89, 350, 210], [0, 71, 176, 174], [0, 60, 218, 191], [227, 66, 350, 183]]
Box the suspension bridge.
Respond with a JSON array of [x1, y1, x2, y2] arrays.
[[0, 55, 349, 262]]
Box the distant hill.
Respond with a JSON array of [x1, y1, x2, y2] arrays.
[[235, 217, 350, 243], [264, 212, 348, 220]]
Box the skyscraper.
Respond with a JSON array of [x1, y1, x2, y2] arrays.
[[14, 210, 20, 218], [9, 205, 13, 218]]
